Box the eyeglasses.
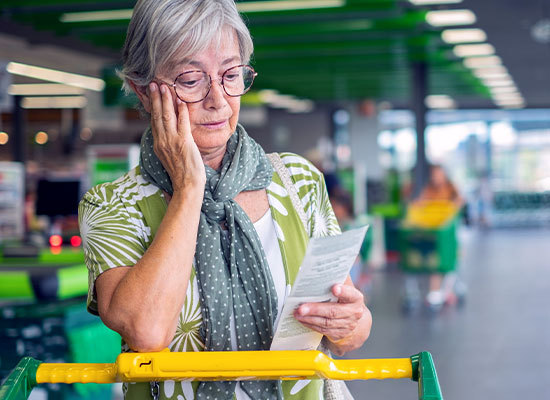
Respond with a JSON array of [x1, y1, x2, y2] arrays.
[[161, 64, 257, 103]]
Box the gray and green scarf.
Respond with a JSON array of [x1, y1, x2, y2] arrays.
[[140, 124, 281, 400]]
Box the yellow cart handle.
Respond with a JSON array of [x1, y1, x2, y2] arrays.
[[36, 350, 412, 383], [0, 351, 443, 400]]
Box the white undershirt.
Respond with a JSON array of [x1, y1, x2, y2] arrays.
[[231, 208, 286, 400]]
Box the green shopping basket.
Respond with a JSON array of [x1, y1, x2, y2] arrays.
[[0, 350, 443, 399]]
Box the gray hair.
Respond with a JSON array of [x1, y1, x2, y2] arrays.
[[121, 0, 253, 95]]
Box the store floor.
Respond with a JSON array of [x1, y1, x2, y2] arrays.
[[345, 227, 550, 399]]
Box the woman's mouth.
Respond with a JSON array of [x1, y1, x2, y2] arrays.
[[201, 120, 227, 129]]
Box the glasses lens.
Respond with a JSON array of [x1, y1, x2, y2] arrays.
[[223, 66, 255, 96], [174, 71, 209, 102]]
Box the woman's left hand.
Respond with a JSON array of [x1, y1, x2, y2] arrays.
[[293, 277, 371, 356]]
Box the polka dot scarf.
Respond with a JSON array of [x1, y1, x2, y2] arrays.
[[140, 124, 282, 400]]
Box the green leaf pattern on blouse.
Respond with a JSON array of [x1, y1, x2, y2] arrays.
[[79, 153, 340, 400]]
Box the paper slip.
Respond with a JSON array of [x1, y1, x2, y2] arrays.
[[270, 225, 368, 351]]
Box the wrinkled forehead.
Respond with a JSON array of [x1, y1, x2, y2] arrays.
[[161, 26, 240, 76]]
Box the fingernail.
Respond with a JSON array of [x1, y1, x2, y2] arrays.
[[160, 85, 166, 94], [299, 305, 309, 316], [149, 82, 156, 92], [176, 97, 182, 105]]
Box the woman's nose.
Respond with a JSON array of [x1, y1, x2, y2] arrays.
[[203, 78, 227, 109]]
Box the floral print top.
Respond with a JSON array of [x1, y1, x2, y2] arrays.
[[79, 153, 341, 400]]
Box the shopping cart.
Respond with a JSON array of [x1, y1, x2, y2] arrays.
[[0, 350, 443, 400], [399, 201, 466, 311]]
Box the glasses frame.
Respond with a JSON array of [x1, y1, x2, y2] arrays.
[[159, 64, 258, 104]]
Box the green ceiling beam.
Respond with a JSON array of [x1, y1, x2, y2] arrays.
[[248, 9, 427, 38]]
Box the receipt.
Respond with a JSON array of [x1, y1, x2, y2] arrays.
[[270, 225, 368, 351]]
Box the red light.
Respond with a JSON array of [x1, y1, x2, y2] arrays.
[[49, 235, 63, 247], [70, 235, 82, 247]]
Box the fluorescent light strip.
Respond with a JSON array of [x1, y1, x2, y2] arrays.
[[463, 55, 502, 68], [7, 62, 104, 91], [237, 0, 344, 12], [410, 0, 462, 5], [8, 83, 85, 96], [483, 77, 515, 87], [474, 71, 510, 80], [258, 89, 314, 112], [497, 103, 525, 107], [441, 28, 487, 44], [453, 43, 495, 57], [493, 96, 524, 104], [425, 95, 456, 109], [426, 10, 476, 27], [60, 1, 345, 23], [61, 9, 133, 23], [21, 96, 88, 109], [494, 97, 524, 104], [490, 86, 519, 94], [472, 65, 508, 75]]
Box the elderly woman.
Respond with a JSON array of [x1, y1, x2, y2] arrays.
[[79, 1, 371, 399]]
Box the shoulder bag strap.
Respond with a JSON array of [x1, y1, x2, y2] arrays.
[[267, 153, 309, 234]]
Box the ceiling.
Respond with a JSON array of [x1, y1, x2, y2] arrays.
[[0, 0, 548, 109]]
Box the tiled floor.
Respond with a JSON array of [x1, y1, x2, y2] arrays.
[[345, 227, 550, 400]]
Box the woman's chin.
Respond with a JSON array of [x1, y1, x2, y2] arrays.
[[193, 124, 235, 147]]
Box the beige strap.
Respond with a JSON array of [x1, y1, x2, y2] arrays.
[[267, 153, 309, 233]]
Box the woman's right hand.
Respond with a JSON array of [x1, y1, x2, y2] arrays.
[[149, 82, 206, 192]]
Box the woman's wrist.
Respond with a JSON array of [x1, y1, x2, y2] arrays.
[[169, 185, 204, 208], [327, 305, 371, 355]]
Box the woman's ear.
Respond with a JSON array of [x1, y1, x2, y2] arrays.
[[128, 80, 152, 113]]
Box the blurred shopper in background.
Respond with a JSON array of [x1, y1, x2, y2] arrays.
[[416, 164, 464, 208], [78, 1, 371, 399], [414, 164, 464, 307]]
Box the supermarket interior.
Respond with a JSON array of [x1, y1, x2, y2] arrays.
[[0, 0, 549, 399]]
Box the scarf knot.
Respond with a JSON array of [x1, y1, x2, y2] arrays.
[[140, 124, 282, 400]]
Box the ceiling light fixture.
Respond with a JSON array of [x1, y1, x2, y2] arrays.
[[8, 83, 85, 96], [453, 43, 495, 58], [425, 95, 456, 109], [237, 0, 344, 12], [495, 99, 525, 108], [493, 95, 524, 103], [61, 9, 133, 23], [21, 96, 88, 109], [60, 1, 345, 22], [473, 70, 510, 80], [426, 10, 476, 27], [490, 86, 519, 94], [463, 55, 502, 69], [482, 77, 515, 87], [7, 62, 104, 91], [471, 65, 508, 75], [441, 28, 487, 44], [410, 0, 462, 5]]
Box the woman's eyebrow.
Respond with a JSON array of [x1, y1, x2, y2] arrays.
[[221, 56, 241, 66], [179, 56, 241, 70]]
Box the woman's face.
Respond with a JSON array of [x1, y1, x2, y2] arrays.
[[430, 167, 447, 186], [156, 30, 242, 156]]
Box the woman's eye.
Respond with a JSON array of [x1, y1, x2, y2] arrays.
[[181, 79, 200, 87], [176, 73, 205, 88], [224, 73, 240, 81]]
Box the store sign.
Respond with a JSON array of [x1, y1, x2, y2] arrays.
[[86, 144, 139, 187]]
